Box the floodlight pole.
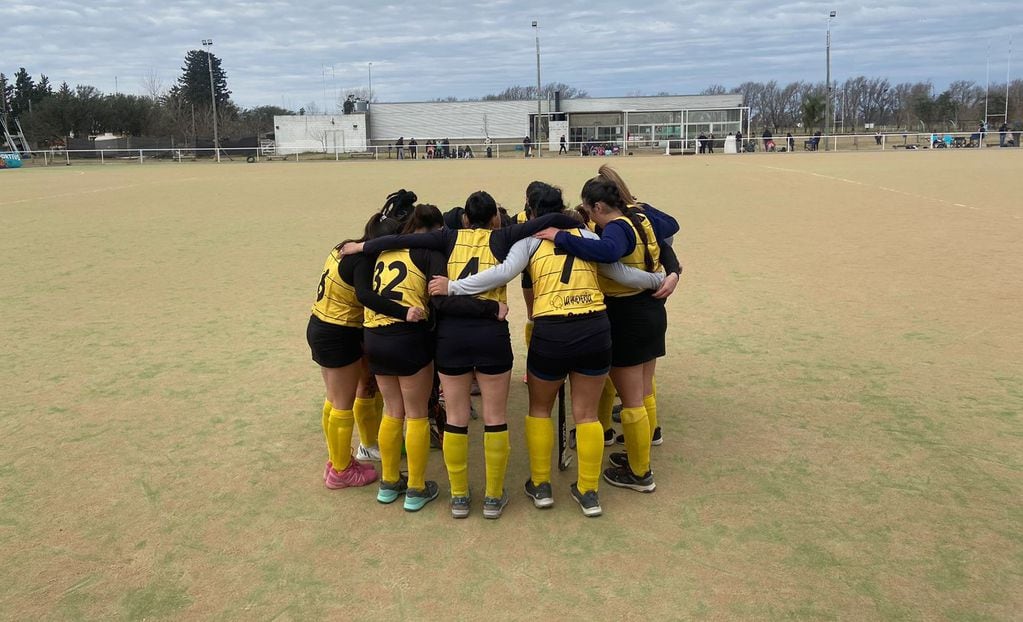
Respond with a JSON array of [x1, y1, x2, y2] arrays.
[[203, 39, 221, 163], [533, 20, 542, 158], [368, 62, 373, 102], [824, 11, 835, 149]]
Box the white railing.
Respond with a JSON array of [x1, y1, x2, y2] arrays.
[[10, 131, 1021, 166]]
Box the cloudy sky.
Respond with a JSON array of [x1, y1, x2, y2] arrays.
[[4, 1, 1019, 109]]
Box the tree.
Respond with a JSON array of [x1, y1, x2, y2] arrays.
[[802, 93, 825, 129], [173, 49, 231, 108], [481, 82, 588, 101], [0, 73, 11, 114], [12, 68, 34, 115]]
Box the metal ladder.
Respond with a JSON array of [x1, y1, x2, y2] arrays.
[[0, 115, 32, 155]]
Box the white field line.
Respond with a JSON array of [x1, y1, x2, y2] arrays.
[[760, 165, 980, 211]]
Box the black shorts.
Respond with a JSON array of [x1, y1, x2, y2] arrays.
[[364, 323, 434, 376], [604, 293, 667, 367], [306, 315, 363, 368], [435, 318, 513, 376], [527, 312, 612, 381]]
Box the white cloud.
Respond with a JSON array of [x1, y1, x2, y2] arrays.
[[0, 0, 1019, 108]]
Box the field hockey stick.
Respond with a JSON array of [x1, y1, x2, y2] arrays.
[[557, 383, 572, 470]]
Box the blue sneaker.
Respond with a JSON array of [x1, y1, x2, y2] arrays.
[[404, 481, 440, 512], [376, 475, 408, 504]]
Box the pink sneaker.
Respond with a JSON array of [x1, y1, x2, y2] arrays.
[[325, 459, 378, 489], [323, 460, 332, 482]]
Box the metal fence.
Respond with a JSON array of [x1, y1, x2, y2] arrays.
[[12, 131, 1022, 167]]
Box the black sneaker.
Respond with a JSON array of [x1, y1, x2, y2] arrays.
[[524, 478, 554, 509], [570, 483, 602, 517], [616, 428, 662, 446], [608, 451, 629, 469], [611, 403, 623, 423], [602, 465, 656, 493]]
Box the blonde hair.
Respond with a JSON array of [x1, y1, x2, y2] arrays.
[[597, 165, 637, 205]]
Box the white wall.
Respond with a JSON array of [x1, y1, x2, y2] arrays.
[[367, 101, 535, 142], [273, 114, 367, 154]]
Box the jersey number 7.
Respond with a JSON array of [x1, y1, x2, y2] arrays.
[[553, 248, 575, 284]]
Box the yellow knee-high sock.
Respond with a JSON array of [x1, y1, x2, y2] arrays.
[[405, 418, 431, 490], [353, 397, 378, 447], [524, 415, 553, 485], [643, 393, 658, 437], [575, 421, 604, 493], [652, 376, 657, 399], [524, 320, 534, 348], [328, 408, 355, 470], [597, 378, 616, 432], [378, 415, 404, 483], [620, 406, 651, 476], [322, 399, 333, 455], [484, 424, 510, 498], [443, 425, 469, 497]]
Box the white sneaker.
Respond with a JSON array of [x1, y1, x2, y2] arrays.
[[355, 444, 381, 461]]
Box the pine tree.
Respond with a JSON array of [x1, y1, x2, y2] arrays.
[[173, 49, 231, 108]]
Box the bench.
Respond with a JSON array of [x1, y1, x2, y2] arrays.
[[349, 151, 376, 160]]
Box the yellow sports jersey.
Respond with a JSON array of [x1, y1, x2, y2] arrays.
[[514, 211, 529, 224], [599, 214, 662, 298], [447, 229, 507, 304], [529, 230, 605, 318], [363, 249, 430, 328], [311, 248, 363, 327]]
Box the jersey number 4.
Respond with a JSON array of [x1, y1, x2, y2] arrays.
[[553, 248, 575, 284], [457, 256, 480, 280], [374, 260, 408, 301]]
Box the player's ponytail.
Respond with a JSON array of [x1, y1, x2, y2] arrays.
[[382, 189, 418, 223], [622, 208, 655, 272], [597, 165, 638, 205]]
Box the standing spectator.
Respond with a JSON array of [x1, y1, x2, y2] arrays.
[[559, 135, 567, 155], [707, 133, 715, 154], [409, 137, 418, 159], [978, 122, 986, 146], [426, 139, 435, 159], [874, 130, 882, 146], [998, 122, 1009, 147], [523, 135, 532, 157], [396, 136, 405, 160], [442, 138, 451, 158], [1013, 121, 1022, 148], [735, 130, 743, 153], [762, 128, 773, 151], [697, 132, 707, 154], [787, 132, 794, 152]]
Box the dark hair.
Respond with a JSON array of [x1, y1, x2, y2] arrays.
[[337, 212, 401, 251], [529, 182, 567, 218], [382, 189, 417, 223], [523, 180, 546, 218], [582, 175, 655, 272], [401, 203, 444, 234], [463, 191, 498, 227]]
